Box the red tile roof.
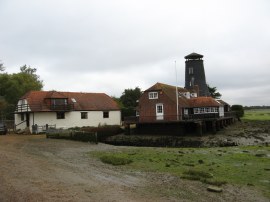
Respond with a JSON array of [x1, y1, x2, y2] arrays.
[[188, 97, 221, 107], [20, 91, 120, 112]]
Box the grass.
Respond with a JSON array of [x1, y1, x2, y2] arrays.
[[91, 145, 270, 197], [243, 109, 270, 121], [100, 154, 133, 165]]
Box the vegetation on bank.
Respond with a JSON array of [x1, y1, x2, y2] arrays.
[[91, 145, 270, 197], [243, 109, 270, 121]]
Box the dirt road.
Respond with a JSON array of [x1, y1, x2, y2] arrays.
[[0, 135, 268, 202]]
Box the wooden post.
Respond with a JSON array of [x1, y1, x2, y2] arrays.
[[202, 121, 207, 133], [196, 121, 203, 136], [212, 120, 217, 134]]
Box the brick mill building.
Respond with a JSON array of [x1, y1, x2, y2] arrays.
[[126, 53, 235, 135]]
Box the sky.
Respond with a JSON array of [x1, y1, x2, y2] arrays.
[[0, 0, 270, 106]]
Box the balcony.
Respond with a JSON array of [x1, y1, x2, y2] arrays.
[[15, 104, 31, 113], [49, 104, 74, 111]]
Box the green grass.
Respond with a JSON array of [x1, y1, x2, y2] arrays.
[[243, 109, 270, 121], [91, 146, 270, 197]]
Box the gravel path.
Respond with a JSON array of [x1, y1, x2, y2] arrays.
[[0, 134, 268, 202]]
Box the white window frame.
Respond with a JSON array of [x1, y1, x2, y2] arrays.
[[148, 92, 158, 99], [194, 107, 219, 114]]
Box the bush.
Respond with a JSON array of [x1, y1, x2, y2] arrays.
[[69, 125, 123, 141], [100, 155, 133, 165], [231, 105, 244, 117]]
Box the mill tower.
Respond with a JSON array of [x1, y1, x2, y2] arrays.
[[184, 52, 210, 97]]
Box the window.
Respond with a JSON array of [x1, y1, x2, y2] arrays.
[[191, 77, 194, 86], [194, 108, 199, 114], [103, 111, 109, 118], [156, 105, 163, 113], [148, 92, 158, 99], [52, 98, 67, 105], [189, 67, 193, 74], [21, 113, 25, 121], [81, 112, 88, 119], [199, 108, 205, 113], [56, 112, 65, 119]]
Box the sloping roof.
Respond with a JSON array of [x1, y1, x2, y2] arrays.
[[45, 91, 67, 99], [217, 99, 229, 106], [145, 82, 190, 107], [184, 52, 204, 60], [188, 97, 221, 107], [20, 91, 120, 112]]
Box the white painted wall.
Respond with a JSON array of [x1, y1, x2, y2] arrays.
[[15, 110, 121, 133], [219, 106, 224, 117], [14, 113, 28, 130]]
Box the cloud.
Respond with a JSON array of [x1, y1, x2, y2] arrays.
[[0, 0, 270, 106]]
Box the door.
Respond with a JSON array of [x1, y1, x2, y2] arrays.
[[156, 104, 164, 120]]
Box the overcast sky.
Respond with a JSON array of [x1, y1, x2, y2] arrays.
[[1, 0, 270, 106]]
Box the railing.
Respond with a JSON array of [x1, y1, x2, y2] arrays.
[[224, 111, 237, 118], [49, 104, 74, 111], [32, 124, 56, 134], [182, 113, 220, 120], [15, 104, 31, 112], [15, 103, 74, 112], [125, 112, 236, 123]]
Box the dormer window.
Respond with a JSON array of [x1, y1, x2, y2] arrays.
[[52, 98, 67, 105], [148, 92, 158, 99]]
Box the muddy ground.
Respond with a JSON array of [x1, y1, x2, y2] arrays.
[[105, 120, 270, 147], [0, 121, 269, 202]]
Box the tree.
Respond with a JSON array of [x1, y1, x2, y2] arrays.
[[207, 84, 222, 99], [231, 105, 244, 118], [0, 65, 43, 119], [120, 87, 142, 108]]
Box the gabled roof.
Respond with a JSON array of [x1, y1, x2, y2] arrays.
[[145, 82, 190, 107], [20, 91, 120, 112], [45, 91, 67, 99], [217, 99, 229, 106], [188, 97, 221, 107]]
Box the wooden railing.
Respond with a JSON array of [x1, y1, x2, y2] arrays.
[[15, 104, 31, 112], [125, 112, 236, 123], [15, 103, 74, 112]]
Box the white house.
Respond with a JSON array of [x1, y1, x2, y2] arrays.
[[14, 91, 121, 133]]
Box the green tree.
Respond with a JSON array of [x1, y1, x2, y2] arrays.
[[207, 84, 222, 99], [231, 105, 244, 118], [0, 65, 43, 119], [120, 87, 142, 108]]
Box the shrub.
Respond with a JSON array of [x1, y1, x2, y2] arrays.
[[100, 155, 133, 166], [231, 105, 244, 117]]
